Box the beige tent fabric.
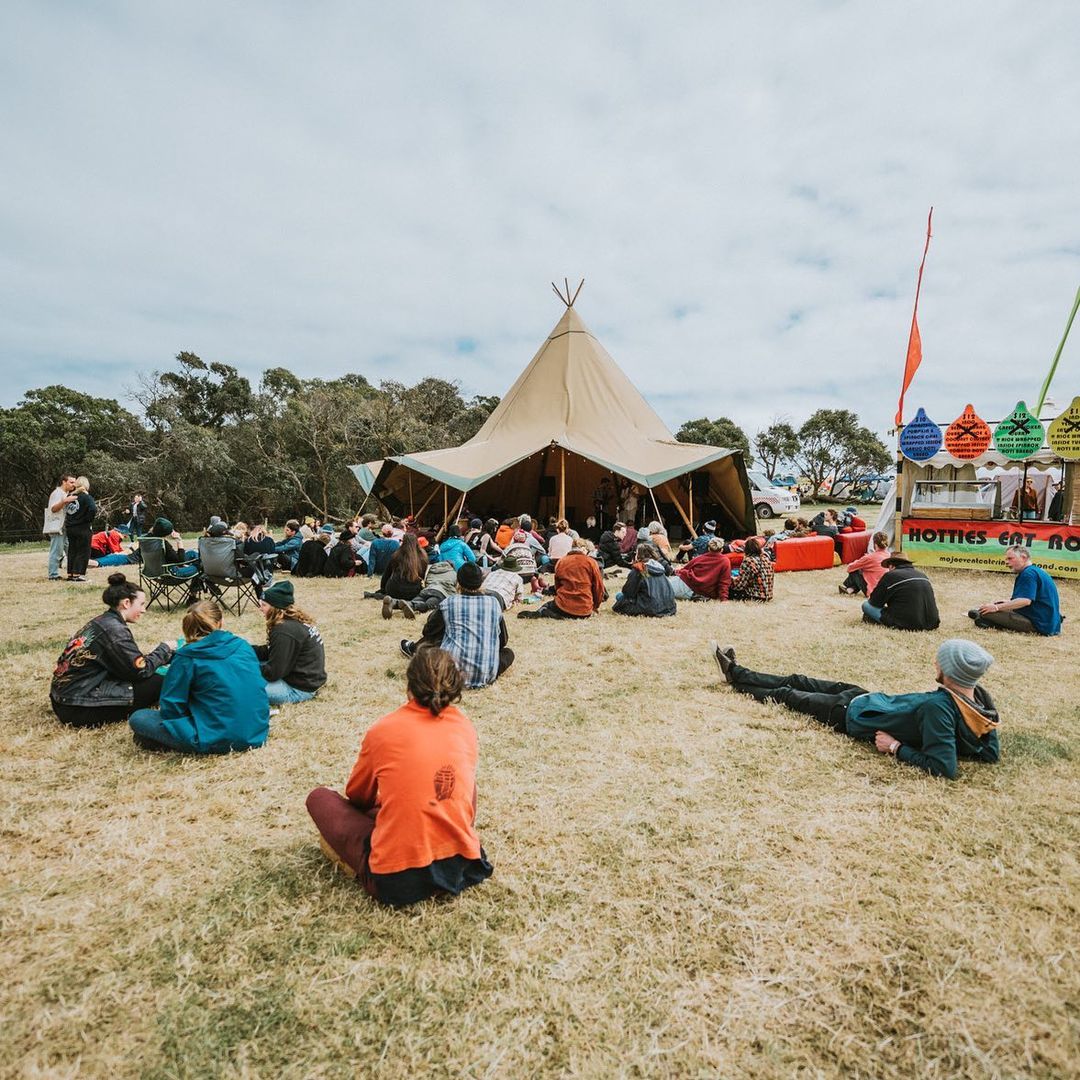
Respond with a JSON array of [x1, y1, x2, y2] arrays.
[[350, 306, 756, 535]]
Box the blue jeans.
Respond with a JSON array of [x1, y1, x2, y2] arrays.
[[264, 680, 317, 706], [861, 600, 884, 623], [47, 533, 67, 578], [129, 708, 196, 752]]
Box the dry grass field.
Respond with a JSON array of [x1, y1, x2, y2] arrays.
[[1, 544, 1078, 1078]]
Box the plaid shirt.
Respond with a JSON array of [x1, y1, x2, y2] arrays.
[[731, 554, 774, 601], [435, 593, 507, 688], [482, 568, 525, 611]]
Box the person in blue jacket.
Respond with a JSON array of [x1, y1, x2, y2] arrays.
[[711, 638, 1000, 779], [273, 519, 304, 570], [128, 600, 269, 753], [436, 525, 478, 571]]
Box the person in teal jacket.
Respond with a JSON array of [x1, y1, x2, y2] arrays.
[[128, 600, 269, 753], [711, 638, 1000, 779]]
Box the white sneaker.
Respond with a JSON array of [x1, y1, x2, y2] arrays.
[[269, 707, 280, 717]]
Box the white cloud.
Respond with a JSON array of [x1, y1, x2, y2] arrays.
[[1, 1, 1078, 445]]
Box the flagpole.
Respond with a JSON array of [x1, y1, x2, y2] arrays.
[[895, 208, 934, 554], [1035, 286, 1080, 416]]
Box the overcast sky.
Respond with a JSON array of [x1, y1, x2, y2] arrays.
[[2, 2, 1079, 444]]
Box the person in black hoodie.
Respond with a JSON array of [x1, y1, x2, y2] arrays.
[[861, 555, 940, 631], [255, 581, 327, 706], [64, 475, 97, 581], [597, 522, 630, 568], [612, 544, 676, 617], [50, 573, 174, 727]]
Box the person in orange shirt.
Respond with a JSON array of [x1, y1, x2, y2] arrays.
[[305, 648, 493, 907]]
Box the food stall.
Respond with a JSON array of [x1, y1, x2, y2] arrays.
[[894, 397, 1080, 579]]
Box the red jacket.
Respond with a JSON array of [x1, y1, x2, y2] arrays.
[[676, 551, 731, 600]]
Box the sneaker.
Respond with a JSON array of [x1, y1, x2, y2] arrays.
[[397, 599, 416, 621], [269, 707, 280, 717], [382, 595, 394, 620], [399, 639, 415, 658], [967, 609, 980, 619]]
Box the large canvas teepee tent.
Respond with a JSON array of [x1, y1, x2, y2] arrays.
[[350, 297, 756, 537]]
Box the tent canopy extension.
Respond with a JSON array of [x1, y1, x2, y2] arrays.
[[350, 303, 756, 538]]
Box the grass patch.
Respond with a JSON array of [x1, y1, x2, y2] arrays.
[[0, 545, 1077, 1077]]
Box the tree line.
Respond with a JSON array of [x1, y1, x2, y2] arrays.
[[0, 353, 499, 539], [675, 412, 892, 499], [0, 352, 891, 541]]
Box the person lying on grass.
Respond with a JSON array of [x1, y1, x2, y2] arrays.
[[50, 573, 174, 728], [400, 562, 514, 687], [255, 581, 327, 707], [306, 647, 493, 907], [711, 638, 1000, 780], [128, 600, 269, 753]]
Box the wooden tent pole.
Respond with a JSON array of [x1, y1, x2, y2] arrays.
[[662, 482, 697, 539], [438, 489, 466, 540], [647, 486, 663, 524], [559, 448, 566, 521], [411, 483, 440, 525], [408, 474, 414, 517], [442, 485, 448, 533]]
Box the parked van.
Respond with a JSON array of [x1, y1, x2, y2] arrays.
[[746, 469, 800, 519]]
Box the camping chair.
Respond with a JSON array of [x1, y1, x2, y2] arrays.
[[137, 536, 202, 612], [197, 536, 260, 615]]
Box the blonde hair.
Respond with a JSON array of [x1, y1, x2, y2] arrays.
[[183, 600, 223, 642], [264, 603, 317, 640], [571, 537, 591, 552], [74, 475, 90, 494]]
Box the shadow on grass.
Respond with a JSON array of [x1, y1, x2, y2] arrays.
[[1002, 731, 1073, 765]]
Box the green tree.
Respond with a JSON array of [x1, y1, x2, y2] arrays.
[[792, 409, 890, 499], [675, 416, 752, 462], [753, 419, 800, 479]]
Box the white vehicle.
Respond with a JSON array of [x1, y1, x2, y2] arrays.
[[746, 469, 800, 519]]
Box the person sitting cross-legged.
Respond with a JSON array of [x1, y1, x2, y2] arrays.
[[128, 600, 269, 753], [840, 531, 890, 596], [861, 555, 940, 631], [670, 537, 731, 601], [967, 544, 1062, 636], [400, 562, 514, 688], [305, 647, 493, 907], [482, 555, 526, 612], [612, 543, 676, 616], [384, 558, 458, 619], [517, 538, 605, 620], [711, 638, 1000, 780], [729, 537, 774, 602], [254, 581, 327, 706]]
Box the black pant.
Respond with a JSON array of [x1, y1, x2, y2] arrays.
[[727, 662, 867, 732], [52, 673, 165, 728], [841, 569, 868, 594], [66, 528, 92, 576], [518, 600, 590, 620]]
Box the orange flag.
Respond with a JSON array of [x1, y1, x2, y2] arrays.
[[896, 208, 933, 427]]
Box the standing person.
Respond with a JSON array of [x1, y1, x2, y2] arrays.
[[711, 639, 1000, 780], [64, 476, 97, 582], [305, 648, 493, 906], [254, 581, 327, 706], [862, 556, 940, 631], [50, 573, 174, 727], [43, 472, 77, 580], [840, 532, 891, 596], [518, 538, 605, 620], [126, 494, 147, 537], [967, 545, 1062, 636], [128, 601, 270, 753], [399, 563, 514, 688]]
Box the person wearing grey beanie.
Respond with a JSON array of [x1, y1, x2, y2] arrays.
[[709, 637, 1001, 779]]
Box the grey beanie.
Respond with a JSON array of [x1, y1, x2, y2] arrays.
[[936, 639, 993, 688]]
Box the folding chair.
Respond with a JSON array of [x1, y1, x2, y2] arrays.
[[137, 536, 201, 612], [198, 536, 260, 615]]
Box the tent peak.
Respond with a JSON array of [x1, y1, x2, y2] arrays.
[[551, 277, 585, 308]]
